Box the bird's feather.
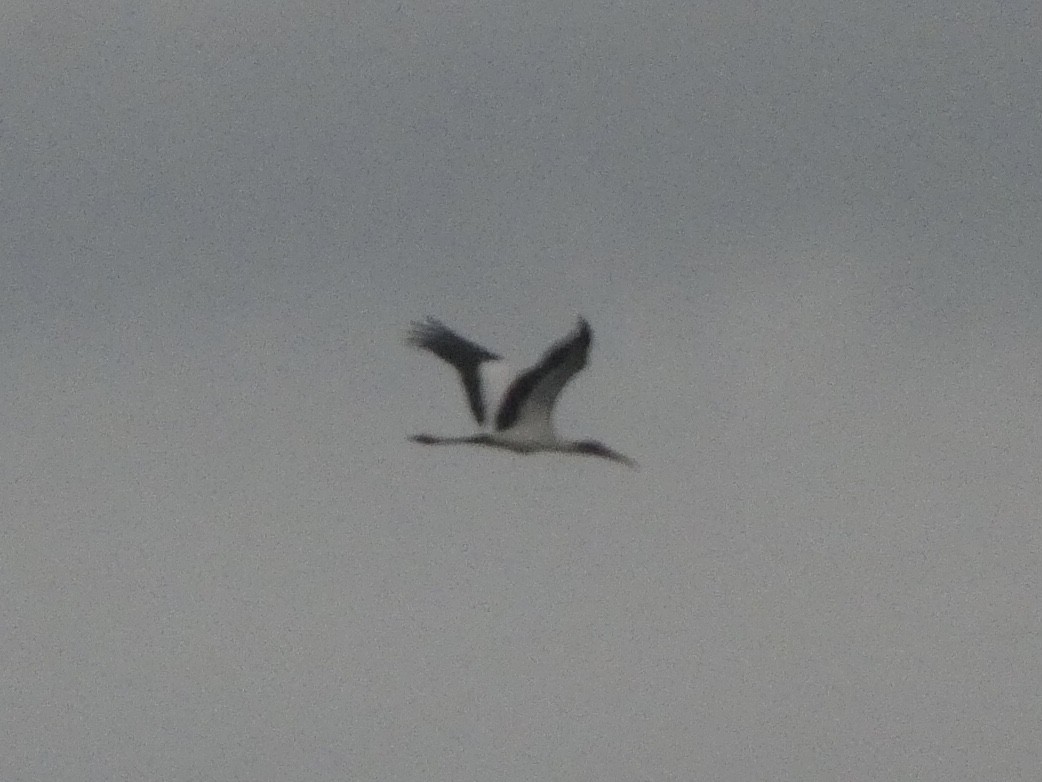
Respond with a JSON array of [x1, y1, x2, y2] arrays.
[[495, 318, 591, 433], [406, 318, 501, 425]]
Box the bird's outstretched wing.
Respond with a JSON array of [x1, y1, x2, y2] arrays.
[[495, 317, 592, 432], [406, 318, 502, 425]]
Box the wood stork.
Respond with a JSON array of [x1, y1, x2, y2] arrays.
[[406, 317, 637, 468]]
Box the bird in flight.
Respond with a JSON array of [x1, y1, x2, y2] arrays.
[[406, 317, 637, 468]]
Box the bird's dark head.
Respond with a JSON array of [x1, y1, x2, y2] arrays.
[[573, 439, 638, 468]]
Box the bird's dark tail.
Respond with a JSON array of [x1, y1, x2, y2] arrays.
[[408, 434, 492, 447]]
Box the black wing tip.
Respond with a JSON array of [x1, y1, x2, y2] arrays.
[[572, 314, 591, 337], [405, 317, 501, 361], [410, 316, 589, 346], [407, 316, 437, 331], [404, 317, 443, 347], [572, 316, 592, 350]]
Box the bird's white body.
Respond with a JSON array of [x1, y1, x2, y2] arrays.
[[475, 361, 552, 444], [475, 361, 516, 429], [406, 317, 636, 467]]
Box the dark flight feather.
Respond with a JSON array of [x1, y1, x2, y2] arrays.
[[406, 318, 501, 425], [495, 318, 591, 431]]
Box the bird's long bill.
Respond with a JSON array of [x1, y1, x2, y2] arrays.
[[609, 450, 639, 469], [584, 441, 638, 468]]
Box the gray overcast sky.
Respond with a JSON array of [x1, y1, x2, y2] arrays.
[[2, 1, 1040, 779]]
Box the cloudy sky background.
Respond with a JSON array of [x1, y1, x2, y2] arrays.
[[3, 1, 1040, 779]]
